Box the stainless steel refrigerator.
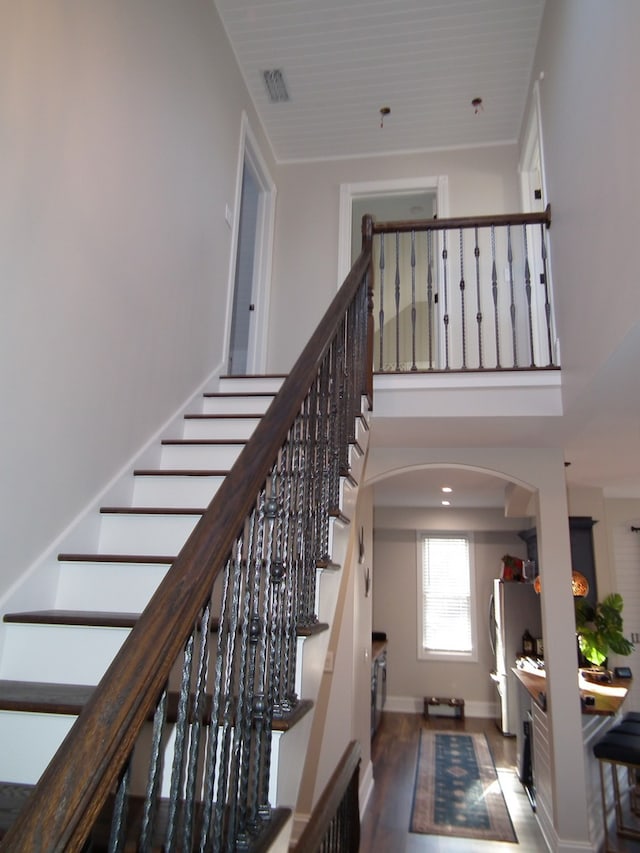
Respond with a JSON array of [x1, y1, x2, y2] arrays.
[[489, 578, 542, 736]]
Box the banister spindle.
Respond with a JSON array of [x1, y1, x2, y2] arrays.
[[442, 231, 450, 370], [427, 230, 434, 369], [474, 227, 483, 368], [523, 225, 535, 367], [507, 225, 517, 367], [411, 230, 417, 371], [540, 223, 554, 366], [458, 228, 467, 369], [378, 235, 385, 370], [491, 226, 501, 368], [394, 231, 401, 371]]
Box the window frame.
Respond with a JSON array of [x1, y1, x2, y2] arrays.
[[416, 531, 478, 663]]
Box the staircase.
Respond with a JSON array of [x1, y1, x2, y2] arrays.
[[0, 373, 370, 847]]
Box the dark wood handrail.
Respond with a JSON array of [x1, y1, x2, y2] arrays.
[[2, 238, 374, 850], [373, 203, 551, 234], [292, 740, 361, 853]]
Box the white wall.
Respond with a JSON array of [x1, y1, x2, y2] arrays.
[[0, 1, 276, 598], [373, 508, 529, 712], [529, 0, 640, 412], [268, 145, 520, 372], [604, 499, 640, 711]]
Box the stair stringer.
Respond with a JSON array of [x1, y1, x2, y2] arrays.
[[0, 361, 228, 636], [267, 406, 371, 841]]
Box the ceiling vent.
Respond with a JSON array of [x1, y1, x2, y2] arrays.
[[262, 69, 290, 103]]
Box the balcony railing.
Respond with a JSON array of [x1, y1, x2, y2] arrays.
[[370, 206, 555, 373]]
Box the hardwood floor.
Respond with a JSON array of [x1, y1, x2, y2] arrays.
[[360, 712, 549, 852]]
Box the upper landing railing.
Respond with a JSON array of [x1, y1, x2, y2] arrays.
[[370, 205, 555, 373]]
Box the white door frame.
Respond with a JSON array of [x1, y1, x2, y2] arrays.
[[337, 175, 449, 287], [518, 81, 558, 366], [224, 112, 277, 374]]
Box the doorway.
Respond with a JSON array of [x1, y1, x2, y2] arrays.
[[226, 114, 276, 375], [338, 176, 448, 369]]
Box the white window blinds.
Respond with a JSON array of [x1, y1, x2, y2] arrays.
[[420, 535, 472, 654]]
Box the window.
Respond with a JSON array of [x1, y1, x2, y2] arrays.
[[417, 533, 476, 661]]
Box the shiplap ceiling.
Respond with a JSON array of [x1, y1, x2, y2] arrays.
[[215, 0, 546, 162]]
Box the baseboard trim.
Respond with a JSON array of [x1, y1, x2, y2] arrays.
[[0, 359, 225, 616], [359, 758, 374, 818], [385, 695, 497, 720]]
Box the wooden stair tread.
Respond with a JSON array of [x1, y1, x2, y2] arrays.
[[133, 468, 230, 476], [3, 610, 140, 628], [296, 621, 329, 638], [0, 679, 312, 731], [161, 438, 247, 446], [184, 413, 264, 420], [0, 781, 290, 848], [100, 507, 205, 515], [202, 391, 276, 398], [218, 374, 286, 380], [57, 553, 175, 564], [0, 679, 94, 715]]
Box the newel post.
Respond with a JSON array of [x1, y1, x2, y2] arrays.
[[362, 213, 374, 408]]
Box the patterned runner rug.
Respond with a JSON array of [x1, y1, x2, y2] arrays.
[[410, 730, 518, 843]]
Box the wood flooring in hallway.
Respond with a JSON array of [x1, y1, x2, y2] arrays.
[[360, 712, 548, 852]]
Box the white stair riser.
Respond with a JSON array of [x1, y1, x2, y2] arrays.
[[159, 443, 243, 470], [56, 562, 170, 611], [98, 514, 200, 556], [0, 624, 130, 684], [182, 417, 261, 440], [218, 377, 283, 395], [201, 396, 274, 415], [132, 474, 224, 508], [0, 711, 75, 784]]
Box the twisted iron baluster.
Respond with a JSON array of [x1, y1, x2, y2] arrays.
[[491, 226, 501, 368], [244, 494, 269, 839], [474, 227, 483, 368], [427, 230, 434, 370], [378, 234, 385, 370], [300, 376, 320, 627], [335, 318, 349, 482], [523, 225, 535, 366], [140, 687, 169, 851], [459, 228, 467, 369], [165, 631, 196, 851], [280, 416, 302, 708], [410, 231, 417, 371], [181, 602, 213, 851], [256, 481, 278, 825], [199, 554, 231, 851], [212, 539, 244, 852], [507, 224, 517, 367], [540, 223, 554, 365], [233, 504, 261, 848], [318, 349, 333, 563], [394, 231, 400, 371], [442, 231, 450, 370], [107, 761, 131, 852]]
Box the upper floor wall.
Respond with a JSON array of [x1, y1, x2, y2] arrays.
[[268, 144, 521, 372]]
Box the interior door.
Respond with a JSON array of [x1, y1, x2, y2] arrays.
[[228, 159, 260, 375]]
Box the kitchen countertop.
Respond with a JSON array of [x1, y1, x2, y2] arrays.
[[512, 664, 631, 716]]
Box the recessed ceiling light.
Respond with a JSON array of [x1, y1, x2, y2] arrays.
[[442, 486, 453, 493], [441, 500, 451, 506]]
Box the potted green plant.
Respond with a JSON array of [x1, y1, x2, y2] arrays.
[[574, 593, 634, 668]]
